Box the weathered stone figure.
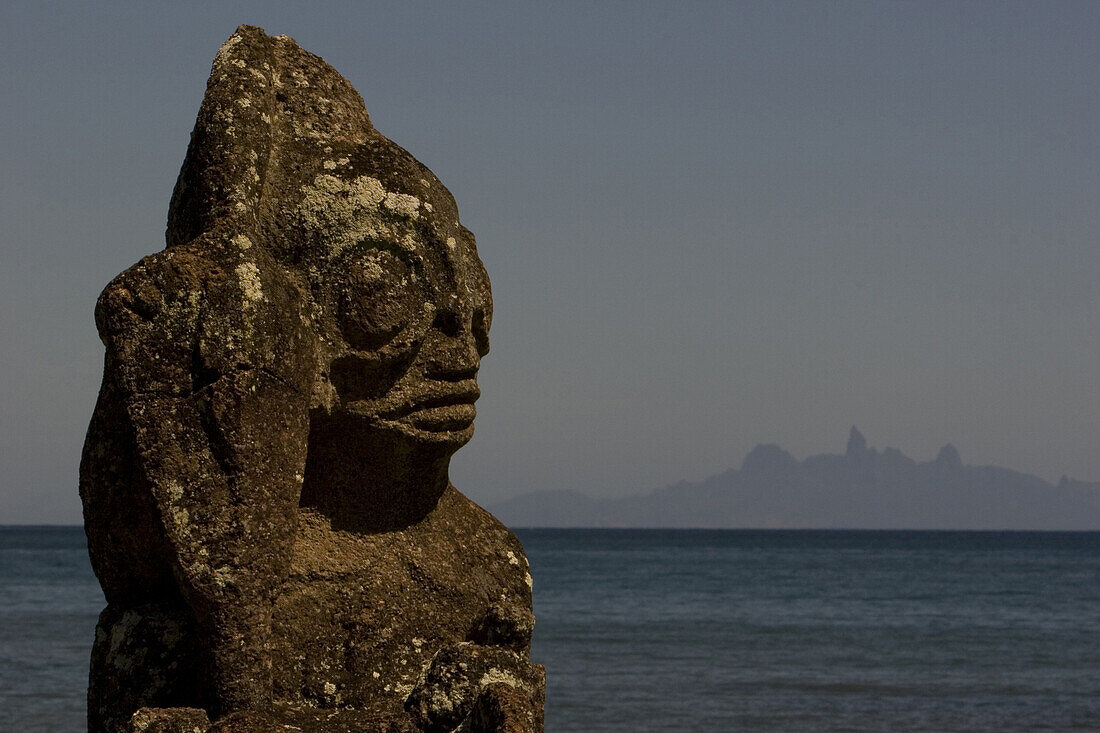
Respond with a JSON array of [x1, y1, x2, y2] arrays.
[[80, 26, 543, 733]]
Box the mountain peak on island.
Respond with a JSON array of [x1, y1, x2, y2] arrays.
[[846, 425, 868, 458], [935, 443, 963, 467]]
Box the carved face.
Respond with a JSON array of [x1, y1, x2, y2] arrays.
[[300, 154, 492, 452]]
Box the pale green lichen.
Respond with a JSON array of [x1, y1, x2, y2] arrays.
[[213, 566, 235, 587], [172, 506, 190, 530], [293, 174, 390, 255], [478, 668, 523, 689], [393, 679, 416, 697], [399, 232, 421, 252], [235, 262, 263, 303], [214, 33, 243, 65], [323, 156, 352, 171], [383, 191, 420, 219]]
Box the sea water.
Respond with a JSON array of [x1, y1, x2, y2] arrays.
[[2, 527, 1098, 731]]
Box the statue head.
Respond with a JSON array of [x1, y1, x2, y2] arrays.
[[161, 26, 492, 527], [167, 26, 491, 463], [289, 143, 493, 455]]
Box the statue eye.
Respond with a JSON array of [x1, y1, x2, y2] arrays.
[[334, 247, 426, 351]]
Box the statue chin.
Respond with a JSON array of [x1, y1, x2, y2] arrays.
[[299, 406, 463, 532]]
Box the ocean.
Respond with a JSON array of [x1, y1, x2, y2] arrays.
[[2, 527, 1097, 731]]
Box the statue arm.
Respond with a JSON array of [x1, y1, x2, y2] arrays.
[[94, 240, 316, 712]]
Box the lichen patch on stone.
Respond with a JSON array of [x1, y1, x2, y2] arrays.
[[383, 191, 421, 219], [235, 262, 264, 303], [214, 33, 243, 65], [293, 174, 391, 255], [479, 668, 523, 689]]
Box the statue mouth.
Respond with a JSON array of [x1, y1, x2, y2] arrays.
[[382, 384, 480, 433]]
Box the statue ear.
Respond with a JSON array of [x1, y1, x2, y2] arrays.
[[166, 25, 373, 250]]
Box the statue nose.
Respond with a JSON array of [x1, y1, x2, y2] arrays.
[[425, 309, 480, 381]]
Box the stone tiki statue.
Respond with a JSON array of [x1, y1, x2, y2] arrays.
[[80, 26, 543, 733]]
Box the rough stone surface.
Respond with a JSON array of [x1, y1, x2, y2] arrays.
[[130, 708, 211, 733], [81, 25, 542, 733], [405, 643, 545, 733], [470, 685, 542, 733]]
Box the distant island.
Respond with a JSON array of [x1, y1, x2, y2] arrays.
[[492, 427, 1100, 530]]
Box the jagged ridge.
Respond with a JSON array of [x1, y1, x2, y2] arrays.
[[492, 428, 1100, 530]]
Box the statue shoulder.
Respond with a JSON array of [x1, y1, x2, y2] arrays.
[[95, 236, 318, 398], [94, 245, 217, 396], [96, 246, 211, 333]]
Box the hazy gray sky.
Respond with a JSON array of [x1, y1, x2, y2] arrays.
[[2, 1, 1097, 523]]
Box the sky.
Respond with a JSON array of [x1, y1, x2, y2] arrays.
[[1, 1, 1097, 524]]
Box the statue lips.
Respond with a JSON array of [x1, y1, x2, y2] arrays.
[[383, 382, 480, 433]]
